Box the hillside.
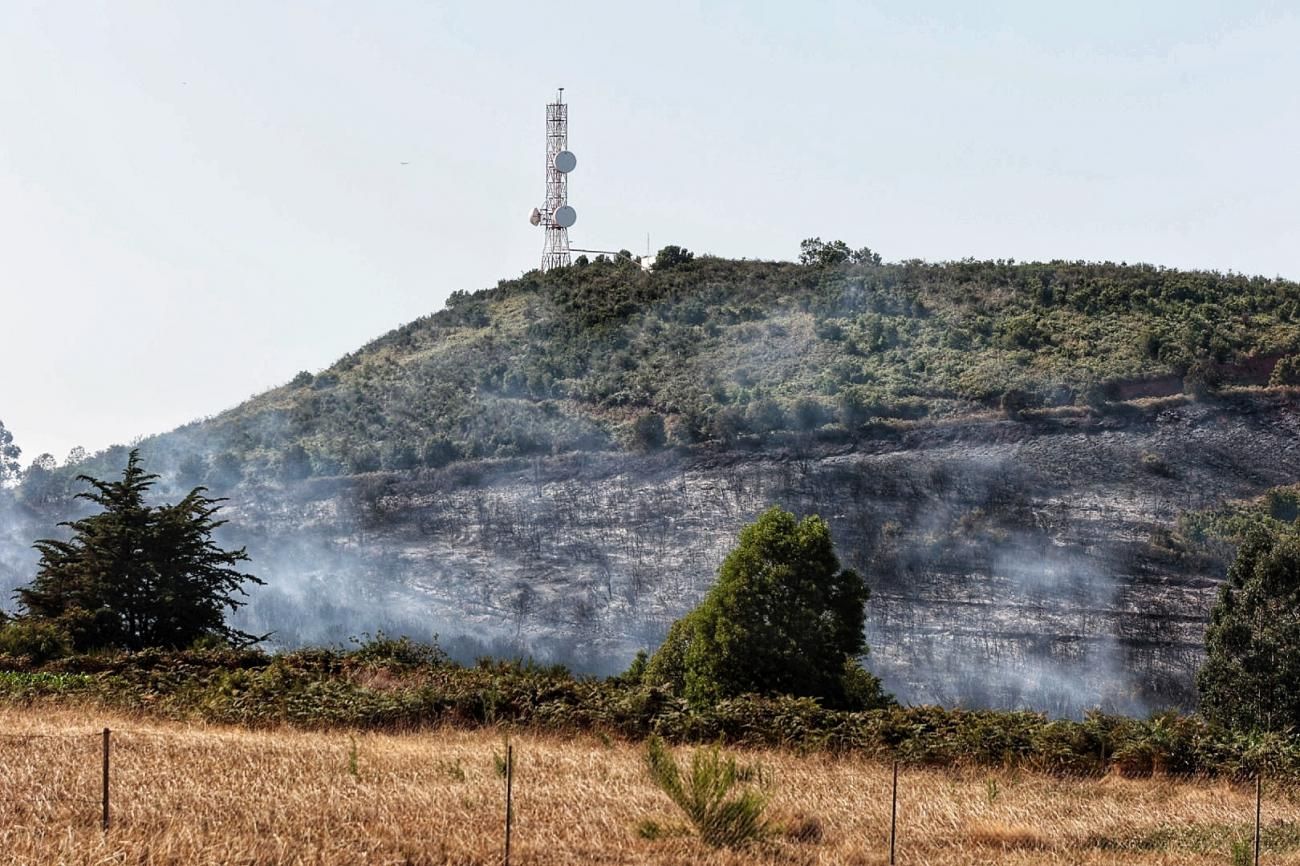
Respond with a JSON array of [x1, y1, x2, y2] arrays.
[[130, 255, 1300, 477], [7, 253, 1300, 713]]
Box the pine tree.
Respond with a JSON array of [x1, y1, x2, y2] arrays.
[[17, 450, 263, 651], [643, 506, 889, 709], [1198, 528, 1300, 731]]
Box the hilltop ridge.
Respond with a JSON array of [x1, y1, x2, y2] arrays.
[[101, 254, 1300, 482]]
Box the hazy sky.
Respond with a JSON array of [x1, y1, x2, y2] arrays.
[[2, 1, 1297, 462]]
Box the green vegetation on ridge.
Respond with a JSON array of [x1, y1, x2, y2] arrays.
[[72, 250, 1300, 485]]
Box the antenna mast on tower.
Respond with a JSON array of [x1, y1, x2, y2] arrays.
[[530, 88, 577, 271]]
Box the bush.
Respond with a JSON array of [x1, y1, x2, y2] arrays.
[[0, 620, 71, 664], [348, 632, 450, 668], [279, 444, 312, 481], [1139, 451, 1172, 477], [644, 736, 769, 848], [1183, 359, 1221, 400], [1271, 355, 1300, 387], [628, 413, 667, 452], [1000, 389, 1033, 420], [791, 398, 828, 431]]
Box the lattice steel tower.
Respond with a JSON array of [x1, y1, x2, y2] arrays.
[[529, 88, 577, 271]]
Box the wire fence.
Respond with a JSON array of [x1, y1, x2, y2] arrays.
[[0, 725, 524, 863], [0, 727, 1293, 865]]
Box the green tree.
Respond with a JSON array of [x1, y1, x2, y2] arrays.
[[1197, 528, 1300, 731], [850, 245, 883, 266], [18, 453, 61, 506], [643, 506, 888, 709], [15, 449, 263, 651], [798, 237, 851, 266], [0, 420, 21, 483], [653, 245, 695, 270]]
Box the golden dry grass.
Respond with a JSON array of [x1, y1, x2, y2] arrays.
[[1, 705, 1298, 865]]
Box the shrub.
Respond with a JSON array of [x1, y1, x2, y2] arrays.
[[0, 620, 72, 664], [837, 389, 878, 429], [1182, 359, 1221, 399], [279, 444, 312, 481], [1139, 451, 1172, 477], [644, 735, 769, 848], [1271, 354, 1300, 387], [1000, 388, 1033, 420], [421, 437, 460, 469], [348, 632, 449, 669], [710, 408, 745, 446], [346, 446, 381, 474], [1080, 381, 1118, 411], [840, 658, 889, 710], [628, 413, 667, 452], [792, 397, 828, 431]]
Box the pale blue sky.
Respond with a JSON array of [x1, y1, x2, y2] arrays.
[[2, 1, 1297, 461]]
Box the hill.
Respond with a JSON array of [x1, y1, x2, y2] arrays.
[[112, 254, 1300, 477], [6, 252, 1300, 713]]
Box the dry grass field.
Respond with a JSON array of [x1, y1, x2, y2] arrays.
[[2, 706, 1299, 865]]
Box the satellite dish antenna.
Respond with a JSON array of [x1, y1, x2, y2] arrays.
[[553, 150, 577, 173], [529, 207, 541, 226], [554, 205, 577, 228]]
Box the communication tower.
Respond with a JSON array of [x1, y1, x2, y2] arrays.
[[529, 88, 577, 271]]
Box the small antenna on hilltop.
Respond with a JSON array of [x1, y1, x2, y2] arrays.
[[531, 88, 577, 271]]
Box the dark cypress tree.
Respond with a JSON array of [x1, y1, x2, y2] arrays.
[[17, 449, 263, 651]]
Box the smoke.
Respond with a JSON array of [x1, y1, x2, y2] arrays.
[[0, 494, 37, 616], [4, 271, 1295, 716], [0, 426, 1208, 714]]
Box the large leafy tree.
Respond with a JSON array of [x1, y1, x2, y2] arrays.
[[644, 506, 888, 709], [1197, 528, 1300, 730], [16, 449, 263, 651]]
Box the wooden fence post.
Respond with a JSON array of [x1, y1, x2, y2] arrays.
[[1255, 773, 1262, 866], [101, 728, 110, 832], [889, 759, 898, 865], [503, 744, 514, 866]]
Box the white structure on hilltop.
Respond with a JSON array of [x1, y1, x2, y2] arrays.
[[529, 88, 577, 272]]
